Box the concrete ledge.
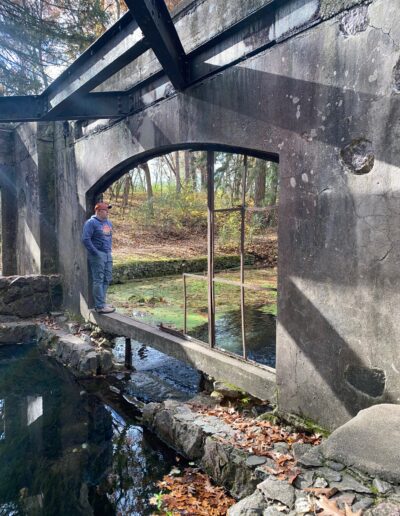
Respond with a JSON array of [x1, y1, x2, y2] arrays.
[[90, 312, 276, 401]]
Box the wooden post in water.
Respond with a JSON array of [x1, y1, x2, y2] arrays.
[[125, 337, 132, 369]]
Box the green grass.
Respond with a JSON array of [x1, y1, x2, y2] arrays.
[[108, 268, 277, 331]]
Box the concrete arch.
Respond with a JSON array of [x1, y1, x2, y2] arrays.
[[87, 143, 279, 201]]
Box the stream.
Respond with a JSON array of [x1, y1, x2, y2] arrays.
[[0, 343, 180, 516]]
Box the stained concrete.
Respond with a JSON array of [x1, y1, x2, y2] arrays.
[[0, 122, 58, 275], [2, 0, 400, 429], [0, 126, 17, 275]]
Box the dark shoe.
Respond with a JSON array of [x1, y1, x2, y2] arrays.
[[96, 306, 116, 314]]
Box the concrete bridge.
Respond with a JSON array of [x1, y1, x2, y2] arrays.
[[0, 0, 399, 430]]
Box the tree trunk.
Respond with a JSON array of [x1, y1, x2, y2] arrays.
[[184, 151, 191, 183], [139, 162, 154, 217], [190, 153, 197, 190], [254, 161, 266, 207], [175, 151, 181, 193], [122, 174, 131, 212], [199, 151, 207, 191]]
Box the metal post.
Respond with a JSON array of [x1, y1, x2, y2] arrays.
[[207, 151, 216, 348], [241, 156, 248, 359], [183, 274, 187, 334], [125, 337, 132, 369]]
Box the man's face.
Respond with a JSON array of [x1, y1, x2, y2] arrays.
[[95, 208, 108, 221]]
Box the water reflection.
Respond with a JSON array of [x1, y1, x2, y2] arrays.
[[190, 307, 276, 367], [0, 344, 177, 515]]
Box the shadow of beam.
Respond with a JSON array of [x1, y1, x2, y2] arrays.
[[278, 278, 395, 423]]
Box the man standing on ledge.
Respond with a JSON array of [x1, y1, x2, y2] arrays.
[[82, 202, 116, 314]]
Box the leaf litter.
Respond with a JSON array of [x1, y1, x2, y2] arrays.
[[150, 405, 364, 515]]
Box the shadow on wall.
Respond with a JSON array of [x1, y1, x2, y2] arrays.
[[278, 278, 396, 420], [183, 65, 400, 169]]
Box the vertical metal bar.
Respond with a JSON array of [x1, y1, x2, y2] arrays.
[[241, 155, 248, 359], [125, 337, 132, 369], [183, 274, 187, 334], [207, 151, 215, 348]]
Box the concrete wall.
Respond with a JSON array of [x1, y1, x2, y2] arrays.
[[8, 122, 58, 275], [0, 127, 17, 275], [11, 0, 400, 429]]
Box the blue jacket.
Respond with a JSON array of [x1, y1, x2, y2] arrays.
[[82, 216, 113, 255]]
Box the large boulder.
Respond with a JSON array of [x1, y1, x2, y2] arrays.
[[321, 404, 400, 483]]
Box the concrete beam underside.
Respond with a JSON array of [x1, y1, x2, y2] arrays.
[[89, 312, 276, 402]]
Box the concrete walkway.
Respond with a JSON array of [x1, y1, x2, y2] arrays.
[[90, 311, 277, 401]]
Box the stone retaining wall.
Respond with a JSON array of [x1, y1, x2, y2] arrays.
[[112, 255, 255, 283], [0, 275, 62, 317], [143, 398, 400, 515], [37, 325, 113, 376]]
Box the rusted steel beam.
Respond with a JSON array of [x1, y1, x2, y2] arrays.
[[240, 155, 248, 359], [207, 150, 216, 348], [183, 273, 188, 334], [125, 0, 187, 90], [183, 272, 277, 292], [0, 1, 279, 121], [213, 207, 242, 213]]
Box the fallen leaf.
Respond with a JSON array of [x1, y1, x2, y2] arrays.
[[344, 503, 362, 516], [316, 495, 345, 515]]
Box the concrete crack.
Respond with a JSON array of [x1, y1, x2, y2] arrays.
[[369, 24, 400, 51], [377, 245, 392, 262]]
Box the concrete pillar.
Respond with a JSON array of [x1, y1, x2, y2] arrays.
[[0, 127, 17, 275], [37, 122, 58, 273]]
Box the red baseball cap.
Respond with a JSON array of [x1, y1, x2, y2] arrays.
[[95, 202, 111, 211]]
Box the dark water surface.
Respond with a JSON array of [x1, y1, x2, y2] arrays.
[[113, 339, 201, 403], [190, 307, 276, 368], [0, 344, 178, 516]]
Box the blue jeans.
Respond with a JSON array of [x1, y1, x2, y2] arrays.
[[88, 251, 113, 309]]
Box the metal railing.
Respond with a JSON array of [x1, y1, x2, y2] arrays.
[[182, 272, 276, 359]]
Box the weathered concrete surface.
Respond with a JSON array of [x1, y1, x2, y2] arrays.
[[143, 397, 265, 498], [50, 0, 400, 429], [0, 126, 17, 275], [321, 404, 400, 483], [3, 0, 400, 429], [90, 312, 277, 401], [3, 122, 58, 275], [0, 275, 62, 318]]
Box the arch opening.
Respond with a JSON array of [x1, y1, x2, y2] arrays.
[[86, 145, 279, 369]]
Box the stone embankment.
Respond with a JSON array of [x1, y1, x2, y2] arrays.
[[0, 274, 62, 317], [0, 315, 113, 376], [112, 255, 254, 283], [143, 398, 400, 515]]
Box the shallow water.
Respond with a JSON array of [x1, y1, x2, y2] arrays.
[[113, 338, 200, 403], [189, 307, 276, 368], [0, 344, 179, 516]]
